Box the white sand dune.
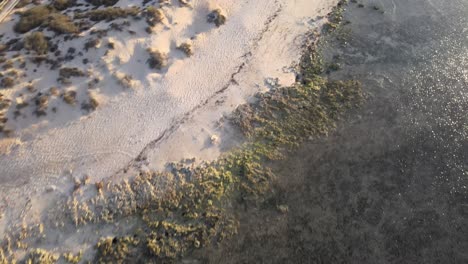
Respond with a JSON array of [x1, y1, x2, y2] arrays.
[[0, 0, 336, 231]]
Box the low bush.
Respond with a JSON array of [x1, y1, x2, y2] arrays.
[[1, 77, 15, 88], [76, 7, 139, 22], [59, 67, 86, 78], [24, 32, 48, 55], [146, 49, 167, 70], [84, 38, 100, 50], [46, 13, 79, 34], [81, 93, 99, 111], [62, 90, 77, 105], [85, 0, 119, 6], [15, 5, 78, 34], [207, 9, 226, 27], [2, 60, 13, 70], [145, 6, 164, 26], [52, 0, 77, 10], [15, 5, 52, 33], [177, 43, 193, 57]]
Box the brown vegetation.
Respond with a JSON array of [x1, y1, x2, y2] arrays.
[[1, 77, 15, 88], [62, 90, 77, 105], [52, 0, 77, 11], [76, 7, 139, 22], [46, 13, 79, 34], [145, 6, 164, 26], [147, 49, 167, 70], [207, 9, 226, 27], [14, 5, 52, 33], [15, 5, 78, 34], [24, 32, 48, 55], [85, 0, 119, 6], [177, 43, 193, 57]]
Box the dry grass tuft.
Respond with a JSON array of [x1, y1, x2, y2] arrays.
[[24, 32, 48, 55], [146, 49, 167, 70], [177, 42, 193, 57], [207, 9, 226, 27]]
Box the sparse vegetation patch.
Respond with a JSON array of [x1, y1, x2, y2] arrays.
[[145, 6, 165, 26], [52, 0, 77, 11], [1, 77, 15, 88], [46, 13, 79, 34], [207, 9, 226, 27], [177, 42, 193, 57], [147, 49, 168, 70], [85, 0, 119, 6], [24, 32, 48, 55], [76, 7, 140, 22], [59, 67, 86, 79], [62, 90, 77, 105], [14, 5, 52, 33]]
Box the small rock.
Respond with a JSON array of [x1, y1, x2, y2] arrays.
[[210, 135, 219, 145], [265, 77, 279, 88], [278, 205, 289, 214], [46, 185, 57, 192]]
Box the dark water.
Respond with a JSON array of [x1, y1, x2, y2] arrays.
[[202, 0, 468, 263], [285, 0, 468, 262]]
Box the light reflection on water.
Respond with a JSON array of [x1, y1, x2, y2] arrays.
[[277, 0, 468, 262]]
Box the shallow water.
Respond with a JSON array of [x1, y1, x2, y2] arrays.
[[204, 0, 468, 263]]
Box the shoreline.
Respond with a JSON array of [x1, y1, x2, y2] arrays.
[[0, 1, 354, 262], [0, 0, 340, 261]]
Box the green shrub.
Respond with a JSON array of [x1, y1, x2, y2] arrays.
[[14, 5, 52, 33], [24, 32, 48, 54]]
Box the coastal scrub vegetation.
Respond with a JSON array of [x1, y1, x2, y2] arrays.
[[14, 4, 78, 34], [52, 0, 77, 11], [207, 9, 226, 27], [177, 42, 193, 57], [145, 6, 165, 26], [85, 0, 119, 6], [147, 49, 168, 70], [14, 5, 52, 33], [75, 7, 140, 22], [24, 32, 48, 55]]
